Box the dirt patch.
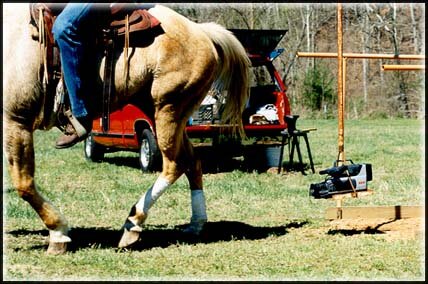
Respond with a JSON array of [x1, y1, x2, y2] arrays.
[[328, 217, 425, 241]]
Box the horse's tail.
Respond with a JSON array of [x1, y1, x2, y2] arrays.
[[198, 23, 251, 138]]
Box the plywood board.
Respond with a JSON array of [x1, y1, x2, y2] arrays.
[[326, 205, 424, 220]]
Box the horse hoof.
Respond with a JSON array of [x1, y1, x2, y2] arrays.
[[118, 229, 140, 248], [47, 242, 68, 255], [182, 220, 206, 236]]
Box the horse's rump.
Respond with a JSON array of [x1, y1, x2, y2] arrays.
[[149, 5, 250, 136], [198, 22, 251, 137]]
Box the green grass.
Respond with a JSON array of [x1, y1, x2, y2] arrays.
[[2, 119, 425, 280]]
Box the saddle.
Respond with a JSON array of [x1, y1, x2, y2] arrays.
[[29, 3, 161, 44], [29, 3, 162, 132]]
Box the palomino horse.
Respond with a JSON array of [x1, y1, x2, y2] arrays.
[[3, 4, 250, 254]]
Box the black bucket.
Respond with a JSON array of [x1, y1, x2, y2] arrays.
[[244, 144, 281, 171]]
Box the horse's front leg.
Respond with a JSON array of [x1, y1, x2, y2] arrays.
[[118, 106, 186, 248], [4, 121, 71, 254]]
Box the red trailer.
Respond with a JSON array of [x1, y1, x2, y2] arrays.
[[84, 29, 291, 172]]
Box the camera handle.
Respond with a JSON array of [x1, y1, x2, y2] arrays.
[[343, 169, 358, 197], [333, 159, 358, 196]]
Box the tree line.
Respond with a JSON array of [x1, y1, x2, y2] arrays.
[[166, 3, 425, 119]]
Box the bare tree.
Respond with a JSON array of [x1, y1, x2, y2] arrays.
[[362, 5, 371, 104], [166, 3, 423, 118], [409, 3, 418, 53]]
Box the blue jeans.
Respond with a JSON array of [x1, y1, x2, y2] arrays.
[[53, 3, 105, 118]]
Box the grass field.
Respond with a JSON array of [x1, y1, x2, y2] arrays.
[[2, 118, 425, 281]]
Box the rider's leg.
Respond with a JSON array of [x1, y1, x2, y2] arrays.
[[52, 3, 100, 149]]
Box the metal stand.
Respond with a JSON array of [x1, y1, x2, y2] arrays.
[[277, 115, 316, 174]]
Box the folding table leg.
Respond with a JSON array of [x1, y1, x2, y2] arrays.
[[302, 133, 315, 173], [277, 133, 288, 174], [289, 136, 296, 166], [294, 136, 305, 175]]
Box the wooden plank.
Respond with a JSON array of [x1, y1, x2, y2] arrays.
[[300, 128, 317, 133], [382, 64, 425, 71], [326, 205, 424, 220]]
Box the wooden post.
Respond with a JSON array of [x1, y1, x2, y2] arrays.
[[337, 3, 345, 166], [343, 57, 347, 120], [336, 198, 343, 219]]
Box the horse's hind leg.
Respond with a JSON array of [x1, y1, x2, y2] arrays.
[[4, 120, 71, 254], [182, 132, 207, 235]]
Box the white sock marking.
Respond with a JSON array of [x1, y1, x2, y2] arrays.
[[135, 176, 170, 215]]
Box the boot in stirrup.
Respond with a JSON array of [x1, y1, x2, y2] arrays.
[[55, 110, 92, 149]]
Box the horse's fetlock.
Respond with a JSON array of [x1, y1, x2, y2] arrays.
[[49, 227, 72, 243], [127, 211, 147, 228], [45, 216, 68, 231]]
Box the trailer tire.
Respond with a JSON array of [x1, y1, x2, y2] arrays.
[[139, 129, 161, 172]]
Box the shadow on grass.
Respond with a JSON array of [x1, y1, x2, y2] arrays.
[[100, 155, 253, 174], [92, 147, 314, 174], [327, 228, 385, 236], [100, 155, 142, 170], [326, 219, 399, 236], [8, 220, 308, 253], [99, 155, 311, 175]]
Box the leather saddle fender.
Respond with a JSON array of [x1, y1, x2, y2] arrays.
[[28, 3, 162, 132]]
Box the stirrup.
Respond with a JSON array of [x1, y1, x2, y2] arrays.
[[64, 110, 87, 137]]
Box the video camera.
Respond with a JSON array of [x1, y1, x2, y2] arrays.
[[309, 162, 372, 199]]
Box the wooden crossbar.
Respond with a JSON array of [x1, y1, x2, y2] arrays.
[[382, 64, 425, 71], [297, 52, 425, 60]]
